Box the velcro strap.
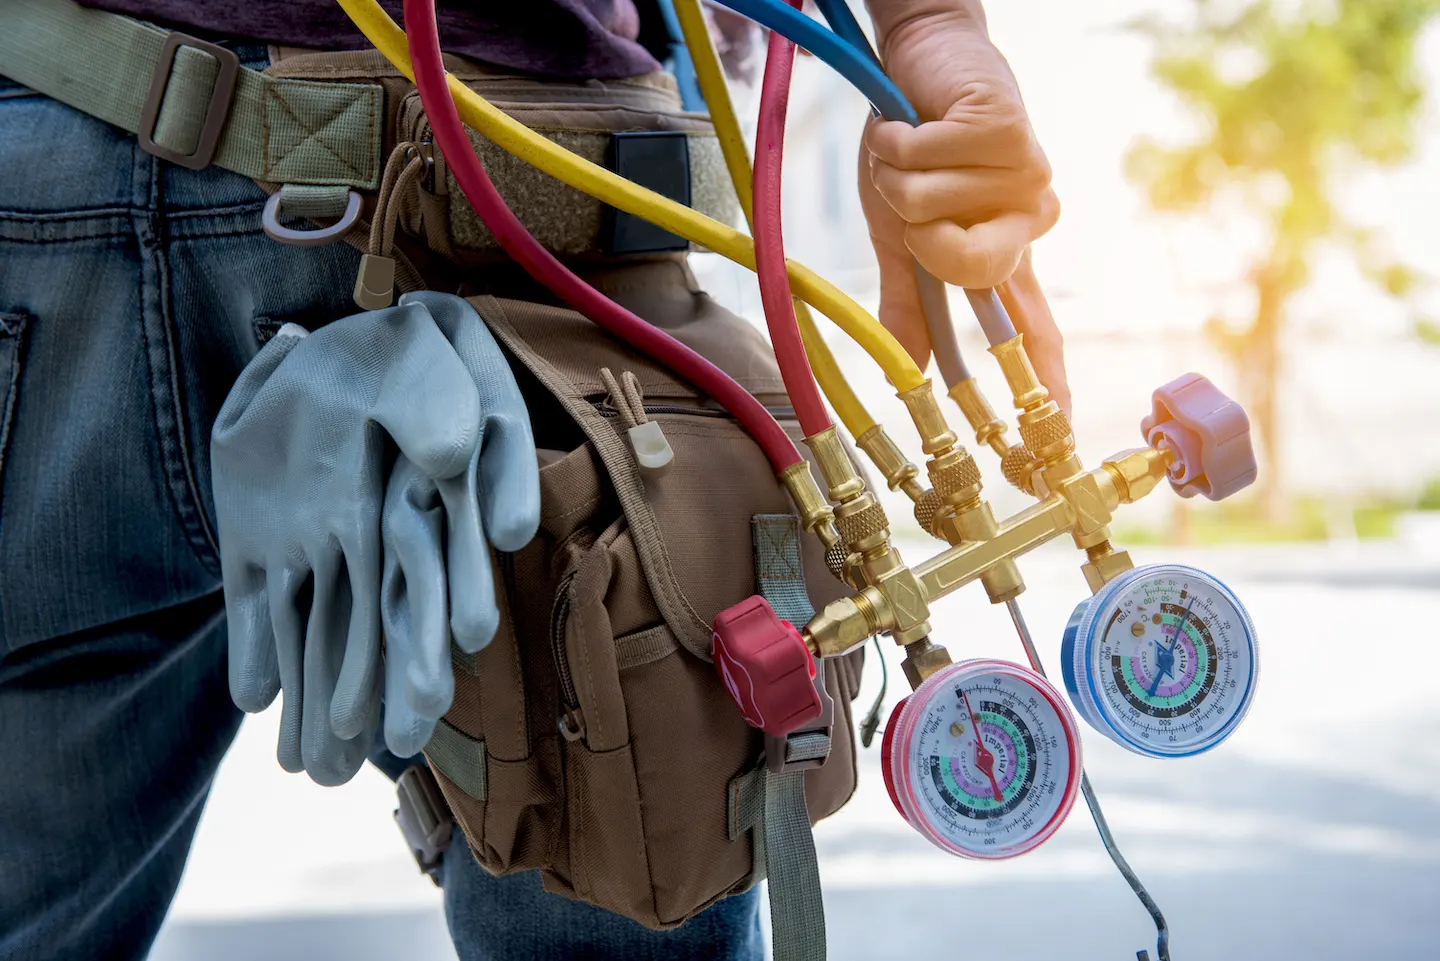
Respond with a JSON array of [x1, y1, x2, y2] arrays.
[[0, 0, 383, 188], [752, 513, 816, 625], [424, 719, 488, 801]]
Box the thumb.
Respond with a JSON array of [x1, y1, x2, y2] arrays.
[[859, 137, 931, 370]]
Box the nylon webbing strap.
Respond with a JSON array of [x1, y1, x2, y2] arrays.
[[0, 0, 383, 188], [424, 719, 487, 801], [744, 514, 828, 961]]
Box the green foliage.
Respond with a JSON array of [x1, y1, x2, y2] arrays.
[[1417, 476, 1440, 510], [1128, 0, 1436, 287], [1127, 0, 1439, 516]]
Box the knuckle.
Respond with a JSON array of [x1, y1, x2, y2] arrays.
[[875, 166, 925, 221], [1019, 144, 1053, 191]]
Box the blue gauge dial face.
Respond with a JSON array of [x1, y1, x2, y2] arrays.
[[1075, 565, 1257, 756]]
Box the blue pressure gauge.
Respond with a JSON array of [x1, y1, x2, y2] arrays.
[[1061, 564, 1258, 758]]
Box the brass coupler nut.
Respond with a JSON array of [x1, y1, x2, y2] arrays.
[[1018, 408, 1072, 458], [1000, 444, 1039, 495], [913, 489, 944, 538], [900, 639, 953, 690], [927, 451, 983, 504], [834, 500, 889, 548], [1081, 545, 1135, 593]]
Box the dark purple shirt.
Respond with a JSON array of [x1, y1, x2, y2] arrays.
[[80, 1, 660, 80]]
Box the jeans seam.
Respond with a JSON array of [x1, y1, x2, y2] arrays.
[[134, 163, 223, 576], [0, 310, 31, 637]]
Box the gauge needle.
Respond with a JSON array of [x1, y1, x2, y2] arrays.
[[1148, 595, 1195, 697], [961, 689, 1004, 803]]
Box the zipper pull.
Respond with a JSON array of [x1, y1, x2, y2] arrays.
[[352, 141, 427, 309], [558, 706, 587, 743], [600, 367, 673, 478], [628, 421, 673, 476]]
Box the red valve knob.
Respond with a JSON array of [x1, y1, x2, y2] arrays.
[[711, 595, 822, 738], [1142, 373, 1257, 501]]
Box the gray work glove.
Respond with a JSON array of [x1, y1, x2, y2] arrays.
[[378, 291, 539, 757], [212, 297, 485, 785]]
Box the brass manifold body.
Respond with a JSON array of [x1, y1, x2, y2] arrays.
[[794, 333, 1179, 686]]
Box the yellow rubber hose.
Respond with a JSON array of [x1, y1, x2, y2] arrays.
[[671, 0, 876, 437], [335, 0, 924, 393]]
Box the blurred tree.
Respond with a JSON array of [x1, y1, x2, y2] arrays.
[[1127, 0, 1439, 516]]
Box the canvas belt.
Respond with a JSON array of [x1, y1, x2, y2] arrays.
[[0, 0, 738, 260]]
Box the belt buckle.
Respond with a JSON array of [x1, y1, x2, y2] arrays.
[[394, 764, 454, 886], [765, 658, 835, 775], [137, 32, 241, 170]]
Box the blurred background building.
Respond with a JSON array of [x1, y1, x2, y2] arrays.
[[153, 1, 1440, 958]]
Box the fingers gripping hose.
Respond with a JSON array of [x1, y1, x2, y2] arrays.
[[400, 0, 804, 472]]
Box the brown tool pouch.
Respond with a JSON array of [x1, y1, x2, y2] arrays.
[[258, 51, 863, 929], [427, 264, 864, 928]]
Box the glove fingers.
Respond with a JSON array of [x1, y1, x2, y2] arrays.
[[381, 532, 431, 759], [330, 531, 383, 741], [383, 643, 439, 759], [399, 291, 539, 552], [477, 411, 541, 552], [436, 467, 499, 655], [371, 304, 482, 481], [382, 460, 454, 725], [267, 560, 309, 774], [301, 553, 370, 786], [224, 561, 281, 713]]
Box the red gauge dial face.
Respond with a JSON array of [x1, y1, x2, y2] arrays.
[[884, 659, 1082, 859]]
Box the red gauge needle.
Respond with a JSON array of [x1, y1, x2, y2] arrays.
[[961, 689, 1004, 803]]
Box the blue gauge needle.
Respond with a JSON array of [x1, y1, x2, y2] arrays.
[[1147, 595, 1195, 698]]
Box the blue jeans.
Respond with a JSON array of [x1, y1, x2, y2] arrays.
[[0, 50, 761, 961]]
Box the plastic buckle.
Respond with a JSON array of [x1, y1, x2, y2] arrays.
[[393, 764, 454, 886], [137, 32, 240, 171], [765, 658, 835, 775]]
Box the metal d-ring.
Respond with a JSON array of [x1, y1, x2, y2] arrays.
[[261, 189, 363, 247]]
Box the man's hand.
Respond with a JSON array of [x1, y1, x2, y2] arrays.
[[859, 1, 1068, 410]]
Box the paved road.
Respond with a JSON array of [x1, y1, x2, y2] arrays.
[[153, 539, 1440, 960]]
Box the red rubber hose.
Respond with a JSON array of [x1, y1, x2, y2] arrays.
[[753, 1, 832, 438], [402, 0, 803, 472]]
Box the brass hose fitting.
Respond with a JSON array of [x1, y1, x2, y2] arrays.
[[901, 637, 953, 690], [833, 499, 889, 555], [1080, 540, 1135, 593], [948, 376, 1010, 457], [806, 427, 932, 645], [989, 333, 1143, 586], [898, 381, 1025, 603], [896, 381, 958, 456], [855, 425, 925, 502], [779, 461, 838, 548], [990, 334, 1078, 480], [803, 427, 866, 505]]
